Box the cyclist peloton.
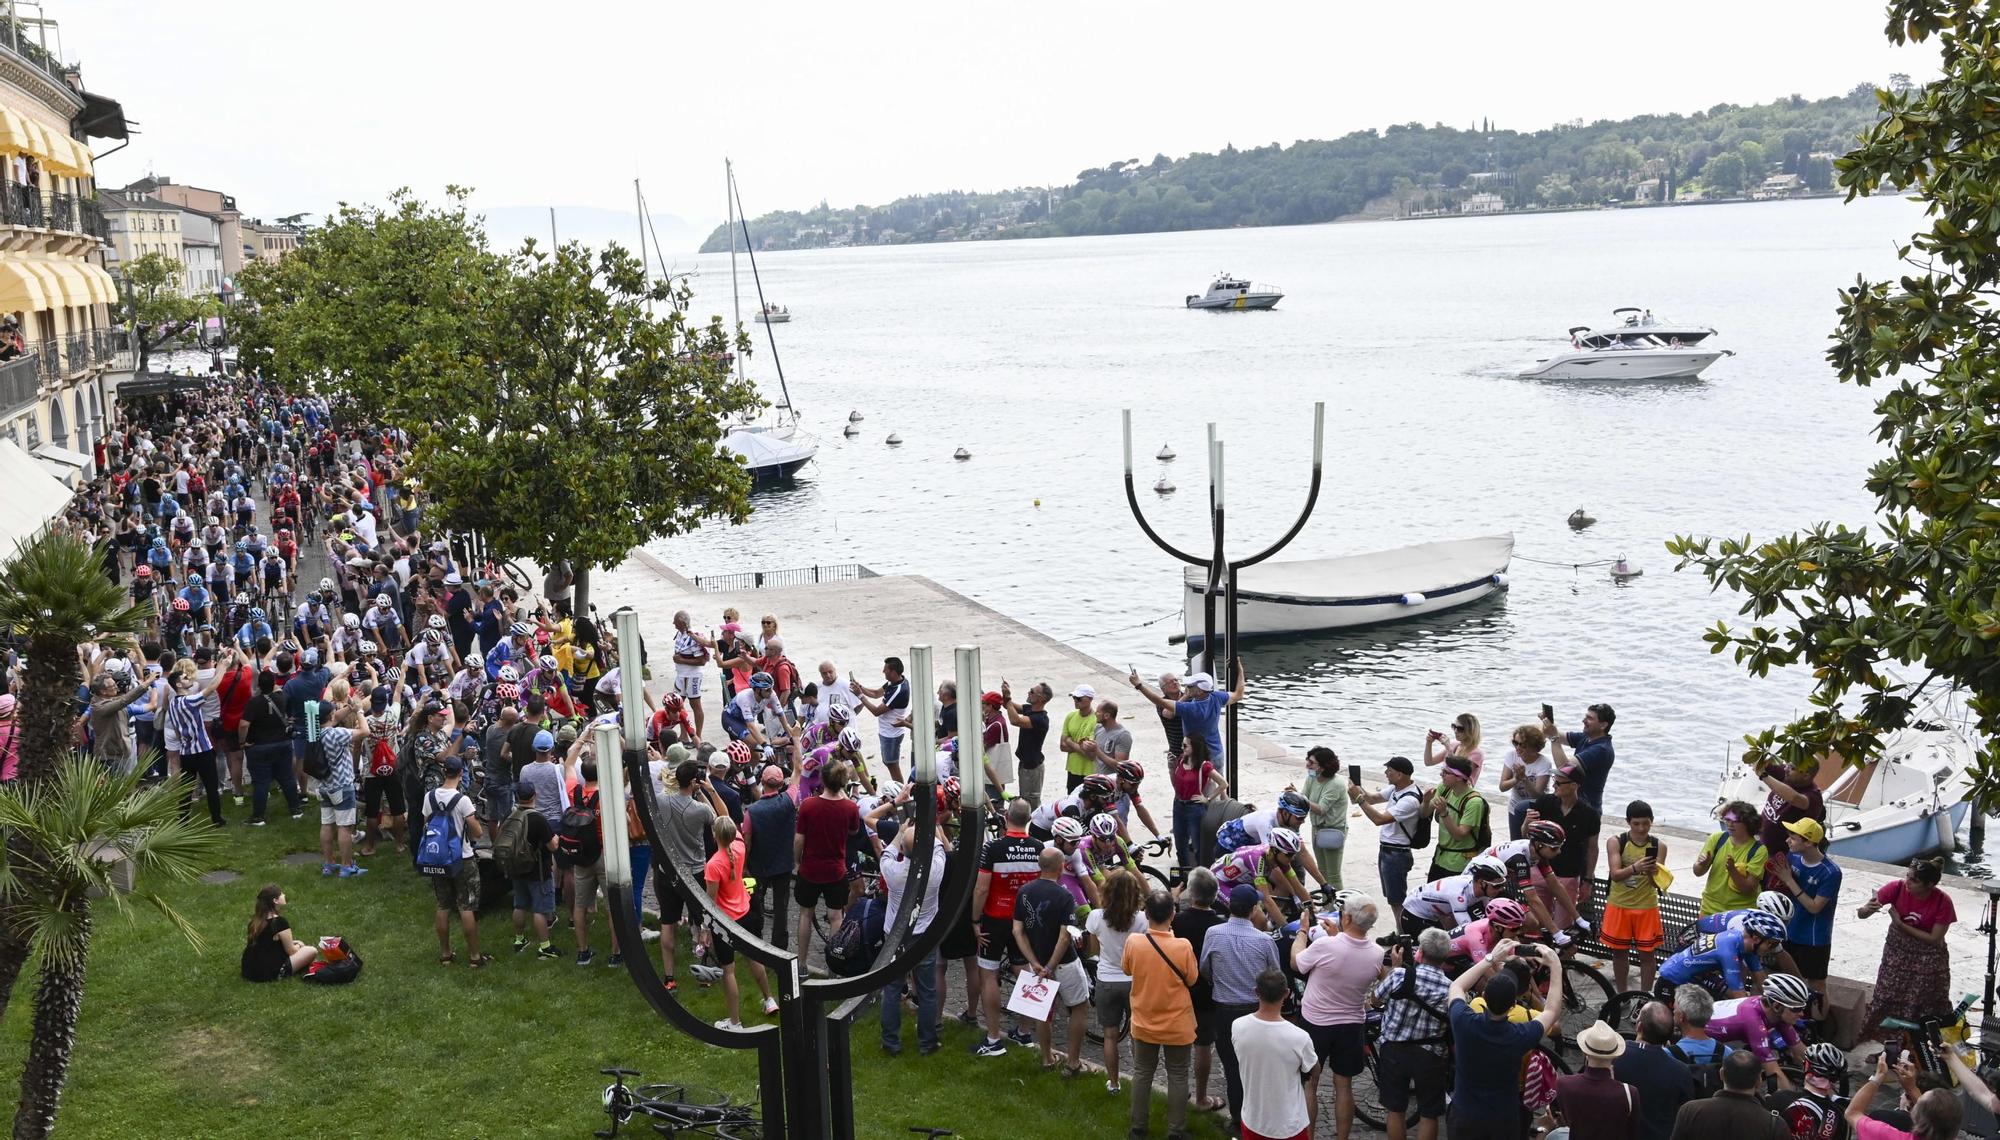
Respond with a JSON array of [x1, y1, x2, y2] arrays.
[[1209, 828, 1313, 930], [1677, 891, 1804, 983], [1654, 909, 1788, 1001], [1214, 789, 1332, 889], [1477, 821, 1585, 941]]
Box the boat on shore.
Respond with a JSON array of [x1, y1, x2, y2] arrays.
[[1186, 273, 1282, 311], [1180, 533, 1513, 647], [1714, 717, 1975, 865], [1521, 307, 1730, 380]]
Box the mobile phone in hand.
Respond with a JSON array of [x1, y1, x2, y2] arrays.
[[1348, 764, 1361, 786], [1540, 703, 1554, 723]]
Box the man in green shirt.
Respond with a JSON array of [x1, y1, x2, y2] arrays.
[[1058, 685, 1097, 793], [1426, 756, 1487, 881]]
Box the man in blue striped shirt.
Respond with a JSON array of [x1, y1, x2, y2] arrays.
[[1198, 884, 1280, 1136]]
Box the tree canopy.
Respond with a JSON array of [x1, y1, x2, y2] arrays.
[[116, 253, 217, 374], [238, 191, 761, 604], [1666, 2, 2000, 807]]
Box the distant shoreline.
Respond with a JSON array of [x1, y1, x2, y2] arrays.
[[1370, 189, 1850, 225]]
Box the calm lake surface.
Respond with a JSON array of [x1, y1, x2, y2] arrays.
[[651, 195, 1986, 847]]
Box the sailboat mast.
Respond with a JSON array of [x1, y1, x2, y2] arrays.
[[732, 173, 795, 422], [634, 180, 650, 308], [727, 159, 744, 385]]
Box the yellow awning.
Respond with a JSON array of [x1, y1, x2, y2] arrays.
[[0, 108, 33, 157], [75, 261, 112, 306], [16, 119, 52, 166], [19, 260, 73, 309], [33, 260, 90, 308], [66, 136, 90, 177], [0, 259, 47, 312], [40, 132, 84, 176]]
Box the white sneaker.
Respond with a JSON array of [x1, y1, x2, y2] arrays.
[[640, 928, 662, 942], [713, 1018, 744, 1030], [762, 997, 780, 1015]]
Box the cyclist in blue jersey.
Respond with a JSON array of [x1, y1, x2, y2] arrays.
[[1654, 910, 1787, 1000], [1676, 891, 1804, 982]]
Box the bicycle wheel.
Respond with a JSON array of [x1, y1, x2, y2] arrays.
[[632, 1084, 731, 1110], [1600, 990, 1658, 1040], [1556, 960, 1615, 1055], [500, 559, 531, 590], [715, 1121, 764, 1140], [1138, 863, 1171, 893]]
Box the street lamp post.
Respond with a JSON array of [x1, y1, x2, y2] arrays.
[[1121, 404, 1325, 791]]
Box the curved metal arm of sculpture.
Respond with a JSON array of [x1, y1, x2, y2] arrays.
[[1232, 402, 1326, 571], [814, 799, 983, 1007], [1123, 470, 1209, 568], [614, 748, 787, 1046]]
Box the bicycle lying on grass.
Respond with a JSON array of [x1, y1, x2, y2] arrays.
[[596, 1068, 761, 1139]]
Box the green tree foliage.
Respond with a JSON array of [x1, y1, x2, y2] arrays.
[[702, 87, 1885, 250], [1704, 152, 1748, 196], [115, 253, 216, 375], [241, 192, 762, 613], [1666, 4, 2000, 806]]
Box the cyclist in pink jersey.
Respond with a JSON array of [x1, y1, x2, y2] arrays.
[[1708, 973, 1811, 1088], [1209, 829, 1311, 929], [1446, 898, 1529, 967], [1049, 816, 1099, 910]]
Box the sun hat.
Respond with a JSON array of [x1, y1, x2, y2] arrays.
[[1578, 1020, 1626, 1059]]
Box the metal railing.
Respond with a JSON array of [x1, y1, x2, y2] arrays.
[[2, 180, 40, 229], [78, 198, 104, 242], [690, 563, 877, 592], [0, 351, 37, 418], [43, 190, 71, 233], [0, 17, 72, 89]]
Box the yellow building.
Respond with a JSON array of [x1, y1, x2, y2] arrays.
[[98, 190, 182, 286], [0, 3, 124, 504]]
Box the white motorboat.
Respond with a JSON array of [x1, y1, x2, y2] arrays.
[[754, 303, 791, 324], [1714, 718, 1975, 864], [1521, 307, 1731, 380], [1185, 273, 1282, 311], [721, 418, 817, 483], [1181, 533, 1513, 647]]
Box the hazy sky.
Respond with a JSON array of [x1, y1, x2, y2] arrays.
[[59, 0, 1936, 247]]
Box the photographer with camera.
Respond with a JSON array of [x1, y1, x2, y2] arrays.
[[1372, 926, 1454, 1140], [1447, 937, 1565, 1140]]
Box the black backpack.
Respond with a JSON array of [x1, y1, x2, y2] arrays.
[[300, 936, 363, 985], [824, 894, 885, 978], [1392, 787, 1433, 851], [556, 791, 603, 868]]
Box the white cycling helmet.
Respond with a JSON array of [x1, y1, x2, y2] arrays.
[[1088, 813, 1120, 839], [876, 781, 904, 805], [1051, 816, 1085, 843], [837, 727, 864, 753], [1755, 891, 1795, 923], [342, 613, 361, 629], [357, 640, 379, 656], [1466, 854, 1508, 884], [1762, 973, 1811, 1011], [1268, 827, 1302, 855], [427, 614, 446, 630]]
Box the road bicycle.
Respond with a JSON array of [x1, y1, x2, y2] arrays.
[[596, 1068, 761, 1139]]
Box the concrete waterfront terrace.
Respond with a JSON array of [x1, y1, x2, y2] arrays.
[[602, 550, 2000, 1016]]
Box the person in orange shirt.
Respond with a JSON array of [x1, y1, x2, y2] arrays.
[[1126, 889, 1199, 1139], [703, 816, 773, 1029]]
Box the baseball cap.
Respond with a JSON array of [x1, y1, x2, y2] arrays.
[[1228, 884, 1261, 915], [369, 684, 391, 710], [980, 690, 1003, 707], [708, 751, 730, 770], [1783, 817, 1826, 845], [1182, 671, 1216, 693], [557, 723, 579, 747], [532, 730, 556, 752], [513, 780, 535, 799], [301, 647, 319, 666], [1483, 969, 1520, 1014], [1553, 763, 1584, 784], [760, 764, 785, 789], [1384, 755, 1414, 776], [442, 756, 463, 774], [1069, 684, 1096, 699]]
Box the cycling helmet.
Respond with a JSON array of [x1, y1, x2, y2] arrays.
[[837, 727, 864, 753], [318, 577, 333, 592], [342, 613, 360, 629], [151, 536, 166, 549], [1277, 790, 1309, 817], [941, 775, 962, 804], [876, 781, 904, 805], [1525, 820, 1567, 847], [210, 515, 222, 526], [374, 594, 392, 608], [1333, 888, 1363, 910], [537, 654, 558, 672], [1755, 891, 1796, 923], [249, 607, 266, 621], [171, 597, 190, 612], [1485, 898, 1528, 928], [424, 629, 444, 645], [1051, 816, 1086, 843], [234, 540, 247, 551], [1762, 973, 1811, 1010], [497, 664, 520, 683], [427, 614, 446, 630], [827, 704, 852, 725], [509, 621, 532, 638], [1080, 774, 1116, 799], [1115, 759, 1145, 783], [725, 740, 752, 765], [1268, 827, 1302, 855], [278, 528, 292, 539], [1466, 855, 1508, 884], [358, 640, 378, 656], [135, 565, 152, 579], [1088, 813, 1120, 839], [1742, 911, 1786, 943], [749, 671, 774, 691], [1805, 1042, 1846, 1078]]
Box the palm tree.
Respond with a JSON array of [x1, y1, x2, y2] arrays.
[[0, 530, 153, 787], [0, 756, 222, 1139]]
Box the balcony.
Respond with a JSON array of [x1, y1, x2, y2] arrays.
[[77, 198, 104, 242], [0, 351, 36, 418], [44, 191, 71, 233], [0, 18, 73, 93], [1, 181, 40, 229]]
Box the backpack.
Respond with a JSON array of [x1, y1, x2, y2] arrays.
[[495, 807, 541, 878], [368, 736, 398, 778], [823, 894, 884, 978], [556, 791, 603, 869], [1668, 1041, 1726, 1098], [300, 935, 363, 985], [301, 700, 330, 780], [414, 791, 467, 876], [1391, 787, 1432, 851], [1472, 795, 1492, 852], [1520, 1045, 1559, 1112]]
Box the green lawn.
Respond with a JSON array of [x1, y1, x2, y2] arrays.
[[0, 816, 1224, 1138]]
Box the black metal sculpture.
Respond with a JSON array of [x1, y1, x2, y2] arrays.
[[1120, 405, 1325, 791], [595, 613, 986, 1140]]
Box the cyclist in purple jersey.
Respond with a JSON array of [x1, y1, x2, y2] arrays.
[[1707, 973, 1811, 1088]]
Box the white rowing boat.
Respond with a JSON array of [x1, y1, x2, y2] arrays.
[[1181, 533, 1513, 646]]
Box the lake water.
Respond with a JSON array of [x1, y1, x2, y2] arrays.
[[651, 195, 1977, 839]]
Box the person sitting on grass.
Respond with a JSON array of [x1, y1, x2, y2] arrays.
[[241, 883, 319, 982]]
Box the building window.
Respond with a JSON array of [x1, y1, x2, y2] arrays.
[[25, 410, 38, 447], [48, 396, 64, 447]]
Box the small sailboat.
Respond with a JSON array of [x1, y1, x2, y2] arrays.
[[712, 161, 817, 485], [886, 433, 903, 447], [953, 447, 971, 461], [1157, 444, 1177, 462]]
